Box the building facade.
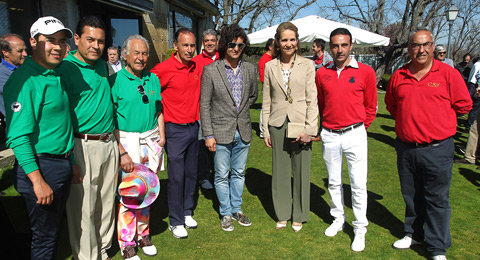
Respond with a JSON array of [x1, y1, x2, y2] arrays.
[[0, 0, 217, 69]]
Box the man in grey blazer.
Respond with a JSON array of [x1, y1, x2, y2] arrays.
[[200, 23, 258, 232]]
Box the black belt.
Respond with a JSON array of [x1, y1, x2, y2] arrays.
[[174, 122, 197, 126], [323, 122, 364, 134], [74, 132, 112, 141], [36, 151, 71, 159], [400, 138, 447, 148]]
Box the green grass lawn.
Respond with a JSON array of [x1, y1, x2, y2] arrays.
[[1, 92, 479, 259]]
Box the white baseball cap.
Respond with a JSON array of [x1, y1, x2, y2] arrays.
[[30, 16, 73, 38]]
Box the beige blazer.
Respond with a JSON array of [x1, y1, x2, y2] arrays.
[[262, 55, 318, 138]]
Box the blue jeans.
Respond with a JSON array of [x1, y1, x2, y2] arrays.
[[214, 130, 250, 216]]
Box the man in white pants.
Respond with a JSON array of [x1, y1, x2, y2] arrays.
[[315, 28, 377, 252]]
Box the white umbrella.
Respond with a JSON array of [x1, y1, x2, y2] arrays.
[[248, 15, 390, 48]]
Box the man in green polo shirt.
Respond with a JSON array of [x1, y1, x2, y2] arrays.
[[4, 16, 74, 259], [109, 34, 165, 260], [55, 16, 118, 260]]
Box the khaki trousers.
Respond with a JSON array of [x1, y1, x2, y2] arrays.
[[465, 108, 480, 163], [270, 120, 312, 223], [66, 135, 119, 260]]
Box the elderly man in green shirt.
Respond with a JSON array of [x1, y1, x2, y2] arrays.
[[4, 16, 73, 260], [110, 34, 165, 260], [55, 16, 118, 260]]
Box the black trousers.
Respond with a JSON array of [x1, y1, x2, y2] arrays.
[[165, 122, 199, 226], [14, 157, 72, 260], [395, 137, 453, 256]]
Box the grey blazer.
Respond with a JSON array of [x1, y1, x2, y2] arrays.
[[200, 59, 258, 144]]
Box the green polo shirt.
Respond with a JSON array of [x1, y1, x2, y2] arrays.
[[109, 68, 162, 132], [55, 50, 115, 134], [4, 57, 74, 174]]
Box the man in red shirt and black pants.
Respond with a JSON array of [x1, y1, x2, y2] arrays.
[[316, 28, 377, 252], [385, 28, 471, 260], [193, 29, 219, 190], [151, 28, 201, 239]]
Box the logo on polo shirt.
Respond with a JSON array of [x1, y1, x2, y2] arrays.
[[428, 82, 440, 88], [11, 102, 21, 112]]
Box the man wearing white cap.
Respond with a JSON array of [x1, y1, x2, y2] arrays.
[[3, 16, 73, 259], [434, 44, 454, 67]]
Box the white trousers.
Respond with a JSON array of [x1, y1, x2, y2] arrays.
[[321, 125, 368, 230]]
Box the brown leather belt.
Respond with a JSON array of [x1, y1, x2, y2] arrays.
[[74, 132, 113, 141]]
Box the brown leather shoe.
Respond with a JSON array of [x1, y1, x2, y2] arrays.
[[138, 236, 153, 247], [121, 245, 137, 259]]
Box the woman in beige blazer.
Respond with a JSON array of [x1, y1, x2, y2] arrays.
[[262, 22, 318, 232]]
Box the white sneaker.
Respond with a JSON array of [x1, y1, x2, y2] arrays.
[[169, 225, 188, 239], [324, 221, 344, 237], [432, 255, 447, 260], [185, 215, 198, 229], [200, 179, 213, 190], [351, 229, 366, 252], [392, 235, 423, 249]]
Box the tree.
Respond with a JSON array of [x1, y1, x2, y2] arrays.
[[324, 0, 480, 85], [211, 0, 317, 33]]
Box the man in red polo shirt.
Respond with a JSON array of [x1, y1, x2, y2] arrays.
[[385, 28, 471, 260], [193, 29, 219, 190], [151, 28, 200, 239], [316, 28, 377, 252], [257, 38, 273, 138]]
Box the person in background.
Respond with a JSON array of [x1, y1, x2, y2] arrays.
[[316, 28, 377, 252], [56, 16, 119, 260], [434, 44, 454, 67], [200, 23, 258, 232], [4, 16, 73, 259], [311, 38, 333, 71], [386, 28, 471, 260], [151, 28, 200, 239], [110, 34, 165, 260], [107, 46, 124, 76], [455, 53, 472, 84], [0, 33, 27, 144], [262, 22, 318, 233], [193, 29, 219, 190], [257, 38, 274, 139]]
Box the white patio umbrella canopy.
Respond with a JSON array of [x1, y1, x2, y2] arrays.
[[247, 15, 390, 48]]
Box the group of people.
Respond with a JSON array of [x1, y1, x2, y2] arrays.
[[0, 13, 471, 260]]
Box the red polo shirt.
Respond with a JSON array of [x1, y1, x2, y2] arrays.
[[192, 50, 219, 76], [316, 58, 378, 130], [258, 53, 272, 83], [385, 59, 472, 144], [151, 54, 201, 124]]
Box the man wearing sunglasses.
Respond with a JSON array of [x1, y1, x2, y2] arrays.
[[200, 23, 258, 232], [434, 44, 454, 67], [151, 28, 201, 239], [386, 28, 471, 260], [55, 16, 119, 260]]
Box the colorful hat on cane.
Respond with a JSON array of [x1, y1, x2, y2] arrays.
[[118, 163, 160, 209]]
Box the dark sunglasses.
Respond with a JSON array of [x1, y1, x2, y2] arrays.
[[437, 52, 446, 55], [227, 42, 246, 50], [137, 85, 149, 104]]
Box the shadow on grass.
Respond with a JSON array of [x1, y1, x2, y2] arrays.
[[245, 168, 276, 221], [318, 178, 430, 257], [244, 168, 332, 224], [368, 132, 395, 147], [458, 167, 480, 190], [376, 112, 395, 120], [252, 122, 261, 138]]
